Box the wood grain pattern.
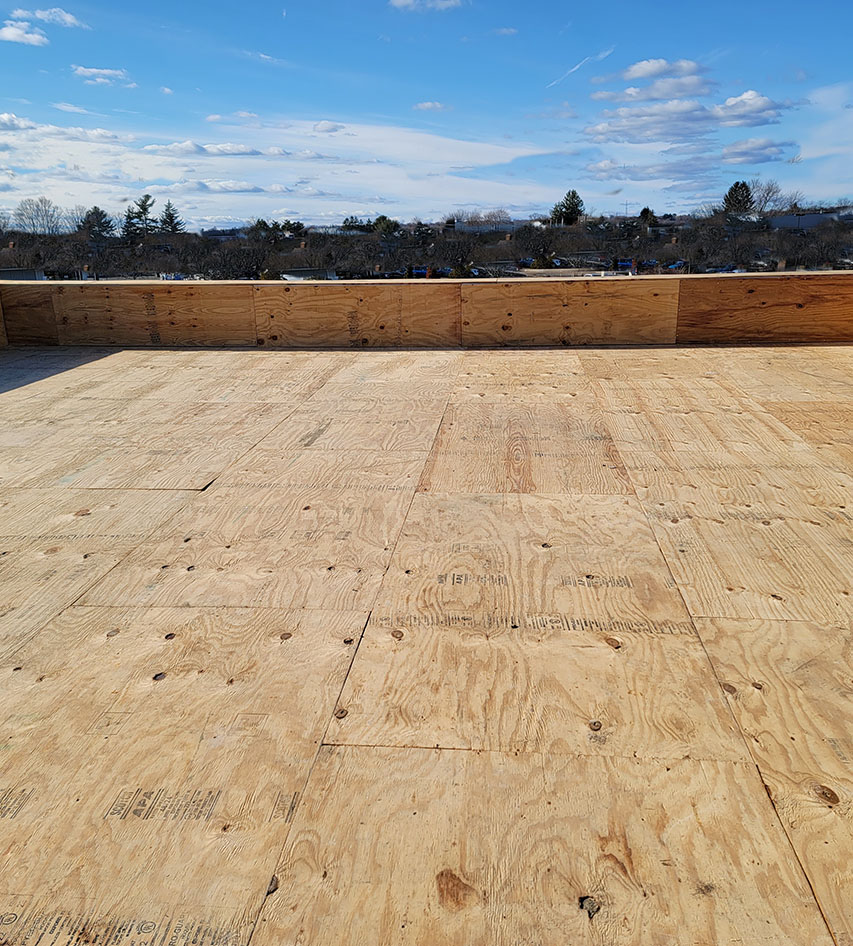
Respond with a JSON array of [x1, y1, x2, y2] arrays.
[[461, 278, 678, 346], [372, 493, 693, 631], [645, 496, 853, 623], [56, 283, 257, 346], [677, 273, 853, 343], [251, 746, 832, 946], [418, 399, 632, 494], [0, 607, 364, 939], [1, 342, 850, 944], [3, 274, 852, 348], [80, 487, 413, 609], [1, 284, 60, 344], [698, 618, 853, 946], [330, 618, 745, 760]]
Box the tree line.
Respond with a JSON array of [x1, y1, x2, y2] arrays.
[[4, 194, 186, 240], [1, 178, 849, 279]]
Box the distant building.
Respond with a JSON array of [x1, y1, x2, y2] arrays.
[[0, 267, 46, 280], [200, 227, 247, 242], [769, 208, 853, 230]]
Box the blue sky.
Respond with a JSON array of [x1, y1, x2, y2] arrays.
[[1, 0, 852, 227]]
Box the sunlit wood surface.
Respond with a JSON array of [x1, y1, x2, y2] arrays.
[[1, 344, 851, 946]]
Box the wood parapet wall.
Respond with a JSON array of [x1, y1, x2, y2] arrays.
[[1, 273, 852, 348]]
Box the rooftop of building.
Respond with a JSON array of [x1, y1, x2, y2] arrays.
[[0, 332, 851, 945]]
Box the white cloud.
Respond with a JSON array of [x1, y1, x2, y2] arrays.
[[623, 58, 702, 80], [160, 86, 173, 95], [413, 101, 449, 111], [0, 18, 47, 44], [0, 112, 37, 130], [72, 65, 131, 86], [142, 140, 262, 156], [11, 7, 88, 27], [712, 90, 786, 127], [389, 0, 461, 9], [197, 180, 264, 193], [592, 75, 714, 102], [585, 90, 791, 144], [313, 120, 345, 133], [722, 137, 797, 164], [51, 101, 89, 113], [206, 114, 223, 122], [494, 27, 517, 35]]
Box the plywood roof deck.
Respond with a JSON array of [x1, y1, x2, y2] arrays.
[[1, 342, 851, 945]]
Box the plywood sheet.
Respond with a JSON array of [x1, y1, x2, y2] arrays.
[[330, 618, 745, 760], [677, 274, 853, 343], [461, 278, 678, 346], [0, 284, 60, 344], [256, 397, 447, 453], [0, 607, 364, 942], [372, 493, 693, 633], [418, 399, 632, 494], [81, 487, 412, 609], [698, 618, 853, 945], [255, 284, 406, 348], [0, 487, 193, 538], [400, 281, 460, 346], [326, 350, 460, 384], [645, 498, 853, 623], [251, 746, 831, 946], [217, 448, 426, 492], [56, 283, 256, 346]]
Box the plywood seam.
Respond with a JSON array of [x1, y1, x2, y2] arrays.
[[244, 608, 375, 946], [749, 760, 842, 946], [620, 426, 841, 942]]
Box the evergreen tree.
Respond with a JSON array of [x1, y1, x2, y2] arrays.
[[550, 190, 585, 226], [77, 206, 116, 241], [159, 200, 186, 234], [723, 181, 755, 214], [121, 205, 143, 241], [638, 206, 659, 226], [133, 194, 157, 234]]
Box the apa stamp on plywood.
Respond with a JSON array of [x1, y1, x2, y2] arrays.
[[105, 788, 221, 822], [0, 906, 241, 946], [0, 787, 34, 819]]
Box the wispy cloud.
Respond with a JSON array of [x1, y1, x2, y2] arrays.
[[72, 64, 132, 86], [389, 0, 461, 10], [52, 101, 89, 113], [413, 101, 449, 111], [547, 46, 614, 88], [11, 7, 89, 28]]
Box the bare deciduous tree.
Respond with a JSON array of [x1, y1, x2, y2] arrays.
[[13, 196, 65, 234]]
